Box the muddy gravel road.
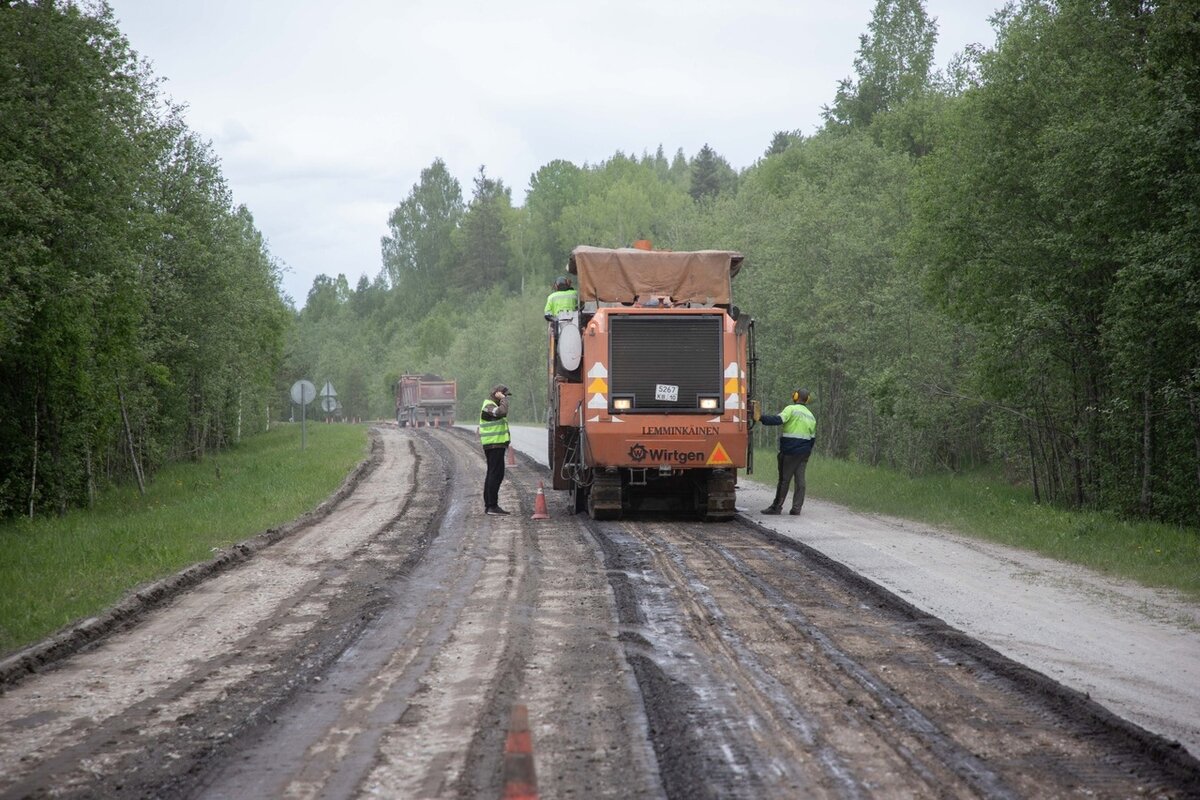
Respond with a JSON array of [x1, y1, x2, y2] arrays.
[[1, 425, 1198, 799]]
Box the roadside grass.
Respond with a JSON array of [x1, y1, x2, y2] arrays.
[[751, 449, 1200, 600], [0, 424, 369, 655]]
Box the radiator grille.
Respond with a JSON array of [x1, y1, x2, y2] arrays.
[[609, 315, 723, 411]]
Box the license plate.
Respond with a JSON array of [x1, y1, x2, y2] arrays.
[[655, 384, 679, 402]]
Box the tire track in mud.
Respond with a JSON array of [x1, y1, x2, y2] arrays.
[[197, 428, 465, 798], [661, 527, 1013, 798], [441, 426, 662, 800], [200, 428, 543, 798], [586, 519, 868, 799], [726, 517, 1200, 796], [0, 429, 437, 799], [586, 514, 1200, 799], [450, 433, 541, 799]]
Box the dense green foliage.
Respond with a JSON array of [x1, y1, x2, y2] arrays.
[[0, 424, 367, 653], [290, 0, 1198, 528], [909, 0, 1200, 522], [0, 2, 289, 519]]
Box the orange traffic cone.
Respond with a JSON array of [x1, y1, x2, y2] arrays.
[[502, 704, 538, 800], [507, 446, 516, 466], [531, 481, 550, 520]]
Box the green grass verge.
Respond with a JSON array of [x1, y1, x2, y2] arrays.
[[0, 424, 369, 655], [751, 448, 1200, 599]]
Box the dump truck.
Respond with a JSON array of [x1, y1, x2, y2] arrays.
[[547, 244, 756, 520], [395, 373, 457, 427]]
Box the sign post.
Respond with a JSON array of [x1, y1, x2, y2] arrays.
[[320, 382, 338, 421], [290, 379, 316, 449]]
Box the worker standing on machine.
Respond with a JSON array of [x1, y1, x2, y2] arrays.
[[545, 276, 581, 379], [544, 276, 577, 322], [756, 387, 816, 516]]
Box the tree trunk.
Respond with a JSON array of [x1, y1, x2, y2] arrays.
[[118, 380, 146, 496], [28, 398, 38, 520], [1139, 385, 1152, 514], [863, 405, 877, 468], [1190, 392, 1200, 498], [527, 383, 540, 428], [1072, 438, 1085, 508], [1027, 426, 1041, 504], [85, 442, 95, 507], [823, 362, 849, 458]]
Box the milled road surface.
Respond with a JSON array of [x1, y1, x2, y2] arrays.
[[0, 425, 1197, 798], [510, 422, 1200, 760]]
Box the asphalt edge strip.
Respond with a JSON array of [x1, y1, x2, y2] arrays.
[[0, 428, 385, 693], [736, 513, 1200, 787]]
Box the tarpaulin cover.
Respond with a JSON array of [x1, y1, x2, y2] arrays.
[[568, 246, 744, 305]]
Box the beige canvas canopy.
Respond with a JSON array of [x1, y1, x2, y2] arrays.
[[568, 246, 744, 306]]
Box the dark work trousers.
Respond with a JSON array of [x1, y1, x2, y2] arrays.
[[771, 451, 811, 511], [483, 446, 507, 509]]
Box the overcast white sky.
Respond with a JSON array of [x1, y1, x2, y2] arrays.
[[105, 0, 1002, 308]]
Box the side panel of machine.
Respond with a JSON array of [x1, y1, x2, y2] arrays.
[[549, 381, 584, 490]]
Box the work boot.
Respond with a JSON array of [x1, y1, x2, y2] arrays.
[[486, 506, 511, 516], [761, 506, 782, 515], [789, 508, 802, 516]]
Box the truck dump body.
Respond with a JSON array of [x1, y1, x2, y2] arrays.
[[396, 374, 457, 427], [549, 246, 755, 521]]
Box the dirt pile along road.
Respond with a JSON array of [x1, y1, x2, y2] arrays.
[[1, 425, 1197, 798]]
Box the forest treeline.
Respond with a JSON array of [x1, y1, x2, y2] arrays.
[[3, 1, 1198, 527], [289, 0, 1199, 526], [1, 3, 288, 518]]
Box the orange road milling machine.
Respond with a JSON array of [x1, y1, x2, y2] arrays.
[[547, 244, 757, 520]]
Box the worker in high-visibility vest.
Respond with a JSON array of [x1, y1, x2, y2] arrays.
[[479, 384, 512, 515], [543, 276, 577, 320], [755, 387, 816, 515], [545, 276, 581, 379]]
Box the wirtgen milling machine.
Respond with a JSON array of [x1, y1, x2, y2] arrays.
[[547, 244, 757, 521]]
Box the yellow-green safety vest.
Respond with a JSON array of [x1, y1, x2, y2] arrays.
[[544, 289, 578, 317], [479, 399, 511, 446], [781, 404, 816, 440]]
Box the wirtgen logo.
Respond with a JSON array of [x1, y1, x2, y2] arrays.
[[627, 443, 705, 464]]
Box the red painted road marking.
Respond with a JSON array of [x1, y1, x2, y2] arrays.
[[502, 704, 538, 799]]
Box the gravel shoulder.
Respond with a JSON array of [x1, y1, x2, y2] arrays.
[[507, 424, 1200, 759]]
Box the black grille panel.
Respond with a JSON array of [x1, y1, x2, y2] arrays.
[[610, 315, 723, 411]]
